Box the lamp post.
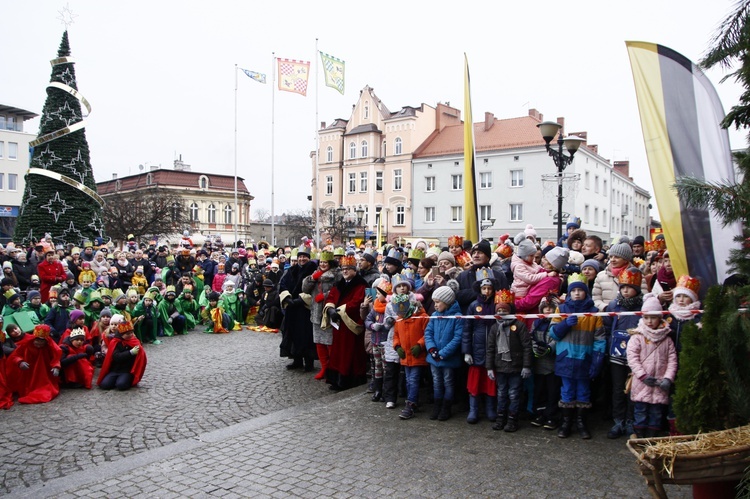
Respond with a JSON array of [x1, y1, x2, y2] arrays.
[[480, 217, 496, 241], [329, 205, 365, 244], [536, 121, 584, 242]]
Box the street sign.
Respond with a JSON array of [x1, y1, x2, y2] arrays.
[[552, 212, 570, 222]]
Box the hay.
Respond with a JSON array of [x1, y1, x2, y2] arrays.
[[637, 425, 750, 478]]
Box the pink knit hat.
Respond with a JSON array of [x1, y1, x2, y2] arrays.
[[641, 293, 662, 316]]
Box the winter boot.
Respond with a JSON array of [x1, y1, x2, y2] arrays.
[[607, 419, 625, 439], [530, 412, 546, 427], [625, 420, 636, 439], [504, 412, 519, 432], [371, 378, 383, 402], [492, 411, 508, 431], [438, 399, 453, 421], [399, 401, 416, 420], [576, 407, 591, 440], [303, 354, 315, 372], [286, 357, 303, 370], [430, 399, 443, 420], [314, 344, 329, 380], [557, 408, 573, 438], [485, 396, 498, 422], [466, 396, 479, 424]]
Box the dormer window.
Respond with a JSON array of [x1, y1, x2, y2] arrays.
[[364, 101, 369, 120], [146, 173, 153, 185], [199, 175, 209, 189]]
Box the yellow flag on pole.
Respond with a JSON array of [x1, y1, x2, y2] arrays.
[[463, 54, 479, 242]]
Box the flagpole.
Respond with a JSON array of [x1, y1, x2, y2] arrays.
[[233, 64, 239, 247], [314, 38, 320, 248], [271, 52, 276, 246]]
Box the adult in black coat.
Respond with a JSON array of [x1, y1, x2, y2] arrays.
[[12, 253, 36, 291], [456, 240, 509, 314], [278, 250, 317, 371]]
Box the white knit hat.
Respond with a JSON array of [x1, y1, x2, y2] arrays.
[[432, 285, 456, 307]]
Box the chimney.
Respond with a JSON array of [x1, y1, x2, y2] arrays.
[[528, 108, 543, 121], [173, 155, 191, 172], [112, 173, 117, 180], [614, 160, 630, 178], [484, 112, 494, 131], [556, 117, 565, 135], [587, 144, 599, 154]]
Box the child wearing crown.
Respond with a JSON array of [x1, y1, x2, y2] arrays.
[[448, 235, 472, 269], [550, 273, 606, 439], [602, 267, 643, 439], [486, 289, 532, 432], [97, 320, 147, 391], [158, 286, 186, 336], [59, 327, 94, 389], [8, 324, 62, 404]]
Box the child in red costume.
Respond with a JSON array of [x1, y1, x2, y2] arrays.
[[97, 320, 147, 391], [60, 327, 95, 389], [8, 324, 62, 404]]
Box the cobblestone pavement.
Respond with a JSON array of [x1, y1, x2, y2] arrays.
[[3, 328, 691, 498]]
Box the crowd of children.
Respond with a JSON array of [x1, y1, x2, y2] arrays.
[[0, 228, 703, 442]]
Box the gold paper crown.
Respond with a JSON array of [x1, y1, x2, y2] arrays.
[[495, 289, 515, 304], [408, 248, 425, 261], [126, 287, 139, 297], [73, 291, 86, 304], [618, 267, 643, 288], [69, 327, 86, 339], [377, 280, 393, 295], [567, 272, 588, 286], [654, 238, 667, 251], [320, 250, 334, 262], [333, 247, 346, 256], [182, 284, 193, 294], [448, 235, 464, 247], [98, 288, 112, 298], [340, 255, 357, 268], [475, 267, 493, 281], [4, 289, 16, 300], [145, 291, 157, 301], [676, 275, 700, 295], [117, 321, 135, 334], [456, 252, 472, 267], [644, 240, 654, 252], [495, 243, 513, 259], [33, 324, 51, 339], [165, 285, 176, 295]]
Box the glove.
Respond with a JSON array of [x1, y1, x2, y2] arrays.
[[643, 376, 658, 387], [565, 315, 578, 327], [429, 348, 439, 360], [329, 311, 341, 323], [464, 354, 473, 365], [85, 345, 94, 355], [314, 293, 325, 303], [532, 341, 550, 358], [589, 351, 604, 379], [19, 362, 30, 370], [311, 270, 323, 280], [396, 346, 406, 359], [658, 378, 672, 392], [384, 317, 395, 329], [410, 344, 422, 357], [371, 323, 384, 332], [51, 368, 60, 377], [521, 367, 532, 379], [167, 318, 173, 324], [130, 346, 141, 356], [487, 369, 495, 381]]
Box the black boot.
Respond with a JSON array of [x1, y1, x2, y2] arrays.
[[504, 412, 519, 432], [438, 399, 452, 421], [371, 378, 383, 402], [430, 399, 443, 420], [576, 407, 591, 440], [557, 408, 573, 438], [286, 358, 303, 370], [303, 355, 315, 372], [492, 411, 508, 431]]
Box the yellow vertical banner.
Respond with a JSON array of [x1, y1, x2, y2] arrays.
[[463, 54, 479, 242]]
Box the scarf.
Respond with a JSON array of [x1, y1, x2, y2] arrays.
[[496, 319, 515, 362], [610, 264, 627, 278], [635, 318, 671, 343], [657, 265, 677, 290], [373, 299, 387, 314], [668, 300, 701, 321], [615, 292, 643, 311]]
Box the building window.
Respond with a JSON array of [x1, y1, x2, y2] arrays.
[[594, 175, 599, 193], [394, 137, 402, 155], [375, 171, 383, 192], [603, 179, 608, 196], [7, 117, 16, 131], [199, 175, 208, 189], [361, 140, 368, 158], [8, 173, 18, 191], [480, 205, 492, 222], [594, 207, 599, 226], [393, 169, 402, 191], [425, 176, 435, 192], [0, 173, 3, 190], [603, 209, 607, 227], [223, 204, 232, 224], [360, 171, 368, 192], [348, 173, 356, 193], [326, 146, 333, 163], [364, 101, 369, 119], [207, 204, 216, 224], [395, 205, 405, 226], [510, 170, 524, 187], [115, 180, 121, 192], [190, 202, 199, 222], [425, 206, 435, 223], [451, 206, 463, 223], [349, 142, 356, 159], [510, 203, 523, 221], [585, 204, 590, 223], [326, 175, 333, 195], [0, 141, 3, 158], [585, 171, 590, 189], [0, 116, 4, 129], [8, 142, 18, 160], [146, 173, 153, 185], [479, 172, 492, 189], [382, 140, 386, 157], [451, 174, 463, 190]]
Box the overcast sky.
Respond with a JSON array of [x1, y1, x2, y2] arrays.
[[3, 0, 745, 221]]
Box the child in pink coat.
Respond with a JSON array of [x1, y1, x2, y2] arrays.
[[626, 293, 677, 438], [510, 240, 555, 298]]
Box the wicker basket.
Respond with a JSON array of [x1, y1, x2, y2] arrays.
[[626, 427, 750, 498]]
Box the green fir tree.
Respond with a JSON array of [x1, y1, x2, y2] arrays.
[[13, 31, 104, 246]]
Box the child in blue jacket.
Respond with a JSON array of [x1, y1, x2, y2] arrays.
[[424, 285, 464, 421]]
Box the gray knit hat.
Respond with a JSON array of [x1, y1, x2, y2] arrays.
[[432, 285, 456, 307], [545, 247, 569, 271], [581, 259, 601, 272], [608, 242, 633, 261], [438, 251, 456, 266], [517, 239, 537, 259]]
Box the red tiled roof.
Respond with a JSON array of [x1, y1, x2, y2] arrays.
[[413, 115, 547, 158], [96, 170, 251, 196]]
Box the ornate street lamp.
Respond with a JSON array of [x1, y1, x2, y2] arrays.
[[536, 121, 584, 242], [481, 217, 496, 241]]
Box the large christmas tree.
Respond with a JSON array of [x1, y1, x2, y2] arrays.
[[14, 31, 104, 246]]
